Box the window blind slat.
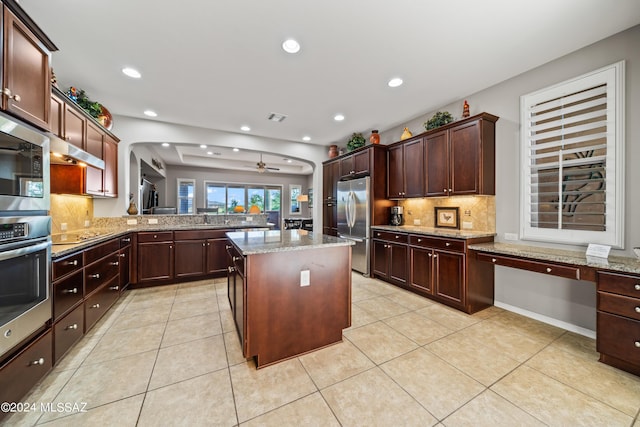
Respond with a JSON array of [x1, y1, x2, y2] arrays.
[[528, 85, 607, 114]]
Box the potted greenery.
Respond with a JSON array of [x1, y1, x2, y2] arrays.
[[347, 132, 366, 151], [68, 87, 102, 119], [424, 111, 454, 130]]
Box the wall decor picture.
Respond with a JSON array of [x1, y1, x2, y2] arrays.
[[435, 207, 460, 229]]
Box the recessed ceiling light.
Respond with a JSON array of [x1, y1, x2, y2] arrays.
[[233, 148, 240, 152], [207, 151, 213, 155], [240, 125, 251, 132], [302, 136, 311, 142], [161, 143, 170, 147], [122, 67, 141, 78], [334, 114, 345, 121], [286, 159, 293, 163], [144, 110, 157, 117], [282, 39, 301, 54], [388, 77, 403, 88], [200, 144, 207, 149]]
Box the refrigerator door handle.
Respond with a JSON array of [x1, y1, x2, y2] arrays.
[[347, 191, 357, 229], [339, 234, 364, 243]]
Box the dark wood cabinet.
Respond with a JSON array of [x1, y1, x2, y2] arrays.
[[53, 305, 83, 363], [372, 230, 408, 286], [387, 137, 424, 198], [63, 103, 86, 149], [425, 113, 498, 196], [1, 7, 51, 130], [137, 233, 174, 283], [103, 135, 118, 197], [340, 149, 371, 177], [86, 121, 104, 159], [206, 230, 231, 274], [322, 160, 340, 235], [226, 243, 246, 350], [175, 239, 207, 278], [49, 93, 64, 137], [119, 235, 132, 290], [597, 271, 640, 376]]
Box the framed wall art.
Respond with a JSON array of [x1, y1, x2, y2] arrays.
[[435, 207, 460, 229]]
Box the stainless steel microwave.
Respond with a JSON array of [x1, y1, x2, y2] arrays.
[[0, 112, 50, 213]]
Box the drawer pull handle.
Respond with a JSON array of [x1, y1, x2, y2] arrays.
[[89, 273, 100, 279], [233, 256, 240, 261], [225, 245, 232, 249], [428, 253, 432, 257], [228, 266, 235, 273], [120, 253, 126, 258], [395, 235, 400, 239], [63, 288, 78, 294], [122, 238, 131, 242], [109, 285, 120, 291], [635, 341, 640, 348], [66, 260, 78, 266], [635, 307, 640, 313], [66, 324, 78, 330], [417, 239, 422, 242], [635, 285, 640, 291], [30, 358, 45, 366], [110, 261, 119, 266], [546, 268, 552, 273], [445, 242, 451, 247], [90, 303, 100, 309], [491, 258, 496, 263]]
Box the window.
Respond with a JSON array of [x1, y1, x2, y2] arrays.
[[177, 178, 195, 214], [520, 61, 625, 247], [204, 182, 282, 215], [290, 185, 301, 215]]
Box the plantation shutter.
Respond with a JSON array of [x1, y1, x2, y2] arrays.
[[521, 61, 624, 247]]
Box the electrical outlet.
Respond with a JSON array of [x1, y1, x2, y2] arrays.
[[504, 232, 518, 241], [245, 216, 253, 222], [60, 223, 67, 231], [300, 270, 310, 287], [84, 220, 91, 228], [413, 219, 421, 225], [462, 221, 473, 229], [127, 219, 137, 225], [148, 218, 158, 224]]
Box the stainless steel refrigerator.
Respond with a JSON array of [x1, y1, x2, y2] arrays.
[[337, 176, 370, 276]]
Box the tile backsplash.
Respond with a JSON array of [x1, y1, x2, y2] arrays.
[[399, 196, 495, 232], [50, 194, 94, 234]]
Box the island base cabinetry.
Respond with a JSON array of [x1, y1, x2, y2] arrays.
[[228, 243, 352, 368]]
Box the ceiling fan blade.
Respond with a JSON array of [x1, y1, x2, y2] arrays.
[[266, 166, 280, 171]]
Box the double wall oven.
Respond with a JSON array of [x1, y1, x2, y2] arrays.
[[0, 112, 51, 362]]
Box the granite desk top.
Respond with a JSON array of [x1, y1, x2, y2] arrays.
[[227, 230, 353, 255], [468, 242, 640, 275], [371, 225, 496, 240]]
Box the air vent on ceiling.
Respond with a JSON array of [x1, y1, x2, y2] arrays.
[[267, 112, 287, 122]]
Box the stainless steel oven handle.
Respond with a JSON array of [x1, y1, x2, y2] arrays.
[[0, 240, 51, 262]]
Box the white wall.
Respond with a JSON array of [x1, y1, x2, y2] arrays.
[[379, 24, 640, 335]]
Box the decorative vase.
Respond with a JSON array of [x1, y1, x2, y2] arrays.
[[127, 200, 138, 215], [462, 100, 470, 118], [370, 130, 380, 145], [400, 127, 412, 141], [328, 144, 339, 158]]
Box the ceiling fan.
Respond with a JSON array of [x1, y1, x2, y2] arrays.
[[251, 153, 280, 174]]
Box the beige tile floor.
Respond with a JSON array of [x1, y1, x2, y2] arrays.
[[6, 273, 640, 426]]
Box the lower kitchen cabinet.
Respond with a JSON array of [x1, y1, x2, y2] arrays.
[[136, 232, 174, 283], [85, 276, 120, 331], [119, 234, 132, 290], [226, 242, 246, 350], [53, 304, 83, 363], [372, 231, 408, 287], [174, 238, 207, 278], [207, 230, 231, 274]]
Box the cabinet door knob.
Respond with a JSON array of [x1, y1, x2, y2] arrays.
[[428, 253, 432, 257], [433, 254, 437, 258], [203, 243, 206, 247], [90, 303, 100, 309], [3, 88, 21, 102], [418, 238, 422, 242], [110, 261, 119, 266], [89, 273, 100, 279], [635, 307, 640, 313], [445, 242, 451, 246], [63, 287, 78, 294], [449, 188, 452, 192], [395, 235, 400, 239], [66, 323, 78, 330], [443, 188, 447, 192], [120, 253, 126, 258], [546, 268, 552, 273], [30, 357, 45, 366], [635, 284, 640, 291], [123, 238, 131, 243], [635, 341, 640, 348], [228, 266, 235, 273], [109, 285, 119, 291], [66, 260, 78, 266], [491, 258, 497, 263]]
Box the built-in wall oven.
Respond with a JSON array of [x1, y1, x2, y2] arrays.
[[0, 216, 51, 361], [0, 112, 50, 215]]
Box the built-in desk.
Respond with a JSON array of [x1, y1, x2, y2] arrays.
[[470, 242, 640, 377]]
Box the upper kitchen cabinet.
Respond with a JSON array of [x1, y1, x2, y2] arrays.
[[425, 113, 498, 196], [387, 136, 424, 199], [340, 148, 370, 177], [1, 2, 57, 130]]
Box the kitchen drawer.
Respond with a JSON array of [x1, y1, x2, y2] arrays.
[[409, 235, 465, 252], [85, 277, 120, 332], [119, 234, 132, 248], [372, 230, 407, 244], [137, 231, 174, 243], [52, 252, 83, 281], [598, 271, 640, 298], [175, 229, 229, 240], [597, 311, 640, 366], [84, 238, 120, 265], [0, 330, 52, 414], [53, 305, 84, 364], [598, 291, 640, 321], [85, 253, 120, 295], [53, 270, 83, 321], [476, 252, 581, 280]]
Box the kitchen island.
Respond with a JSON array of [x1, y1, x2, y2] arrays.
[[226, 229, 353, 368]]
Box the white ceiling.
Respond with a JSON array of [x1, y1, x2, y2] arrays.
[[19, 0, 640, 174]]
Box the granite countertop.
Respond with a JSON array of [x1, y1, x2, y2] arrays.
[[227, 229, 353, 255], [371, 225, 496, 240], [468, 242, 640, 275], [51, 223, 274, 258]]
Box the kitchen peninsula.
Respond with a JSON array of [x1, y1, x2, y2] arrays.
[[226, 229, 353, 368]]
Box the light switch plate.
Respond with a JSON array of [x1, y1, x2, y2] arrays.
[[246, 216, 253, 221], [300, 270, 310, 287], [148, 218, 158, 224], [413, 219, 421, 225], [60, 223, 67, 231], [462, 221, 473, 229]]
